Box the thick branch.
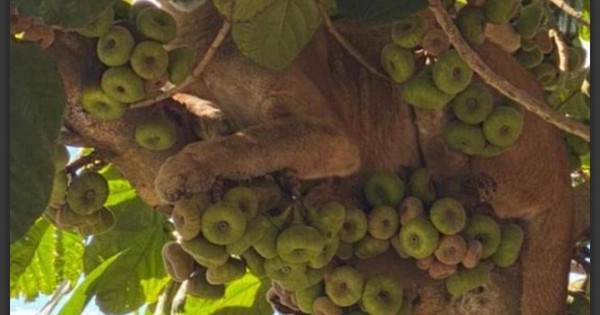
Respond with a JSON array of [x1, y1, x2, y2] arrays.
[[130, 20, 231, 109], [429, 0, 590, 142], [548, 0, 591, 28], [315, 0, 391, 82]]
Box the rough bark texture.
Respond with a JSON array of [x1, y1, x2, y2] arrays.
[[47, 2, 576, 314]]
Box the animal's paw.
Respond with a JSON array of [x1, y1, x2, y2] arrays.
[[155, 153, 217, 203]]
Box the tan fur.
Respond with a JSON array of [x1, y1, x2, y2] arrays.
[[152, 3, 573, 314]]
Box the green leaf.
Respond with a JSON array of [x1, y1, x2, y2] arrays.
[[83, 197, 173, 314], [10, 218, 84, 301], [100, 164, 137, 207], [178, 274, 272, 315], [10, 42, 66, 244], [11, 0, 115, 28], [59, 251, 126, 315], [337, 0, 428, 24], [579, 11, 590, 41], [232, 0, 320, 70]]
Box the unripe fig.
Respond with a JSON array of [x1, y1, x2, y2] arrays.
[[445, 263, 491, 297], [180, 234, 229, 268], [202, 202, 247, 245], [368, 206, 399, 240], [462, 240, 483, 269], [324, 265, 364, 307], [399, 217, 439, 259], [391, 15, 428, 49], [363, 172, 405, 208], [77, 207, 116, 236], [450, 83, 494, 125], [478, 144, 510, 158], [167, 46, 196, 85], [101, 66, 146, 103], [97, 26, 135, 67], [171, 193, 211, 240], [134, 111, 177, 151], [565, 134, 590, 156], [402, 69, 455, 110], [390, 233, 410, 259], [206, 257, 246, 284], [112, 0, 132, 21], [429, 197, 467, 235], [443, 120, 486, 155], [161, 241, 195, 282], [226, 215, 270, 256], [381, 43, 415, 84], [187, 269, 226, 299], [335, 241, 354, 261], [309, 235, 340, 269], [276, 224, 325, 264], [80, 85, 128, 121], [295, 283, 324, 314], [66, 171, 109, 215], [408, 168, 437, 205], [339, 206, 368, 243], [240, 247, 265, 277], [516, 47, 543, 69], [421, 28, 450, 57], [135, 7, 177, 44], [428, 260, 457, 280], [456, 6, 486, 46], [253, 222, 279, 259], [130, 41, 169, 80], [308, 201, 346, 240], [55, 206, 94, 228], [263, 256, 307, 285], [484, 23, 522, 53], [360, 274, 403, 315], [483, 0, 521, 25], [532, 62, 558, 87], [465, 215, 501, 259], [432, 49, 473, 95], [224, 186, 260, 220], [354, 235, 390, 259], [482, 106, 524, 148], [516, 2, 546, 39], [491, 223, 524, 268], [76, 6, 114, 38]]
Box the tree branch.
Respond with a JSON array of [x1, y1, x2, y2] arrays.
[[130, 19, 232, 109], [548, 0, 590, 28], [315, 0, 392, 82], [429, 0, 590, 142]]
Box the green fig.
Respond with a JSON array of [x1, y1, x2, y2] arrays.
[[295, 283, 324, 314], [112, 0, 132, 21], [339, 206, 368, 243], [187, 269, 226, 299], [360, 274, 403, 315], [402, 69, 455, 110], [399, 217, 439, 259], [354, 235, 390, 259], [167, 46, 196, 85], [324, 265, 364, 307], [429, 197, 466, 235], [180, 234, 229, 268], [398, 196, 424, 226], [391, 15, 429, 49], [80, 85, 128, 120], [478, 144, 511, 157], [465, 215, 501, 259], [76, 207, 116, 236], [462, 240, 483, 269], [484, 0, 521, 25], [97, 26, 135, 67], [253, 222, 279, 259], [516, 47, 543, 69], [432, 49, 473, 95], [363, 172, 405, 208], [224, 186, 260, 220], [309, 235, 340, 269], [134, 111, 177, 151], [202, 202, 247, 245], [206, 257, 246, 284], [171, 193, 211, 241], [450, 83, 494, 125], [130, 41, 169, 80], [135, 7, 177, 44], [308, 201, 346, 240], [276, 224, 326, 264], [312, 296, 342, 315], [482, 106, 524, 147], [443, 120, 486, 155], [456, 5, 486, 46], [565, 133, 590, 156], [491, 223, 524, 268], [516, 2, 546, 39], [532, 62, 558, 87], [445, 263, 491, 297], [368, 206, 399, 240], [421, 28, 450, 57], [381, 43, 415, 84], [76, 6, 114, 38], [66, 171, 109, 215], [434, 235, 468, 265], [226, 215, 270, 256], [101, 66, 146, 103], [240, 247, 266, 277], [408, 168, 437, 205]]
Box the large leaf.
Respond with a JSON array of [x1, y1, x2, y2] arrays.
[[177, 274, 272, 315], [232, 0, 320, 70], [337, 0, 428, 24], [10, 42, 66, 244], [11, 0, 114, 28], [83, 197, 173, 314], [59, 251, 126, 315], [10, 217, 84, 301], [100, 164, 137, 207]]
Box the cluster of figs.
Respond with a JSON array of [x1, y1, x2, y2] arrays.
[[43, 145, 115, 236], [161, 168, 524, 314], [77, 1, 194, 152], [380, 0, 589, 160]]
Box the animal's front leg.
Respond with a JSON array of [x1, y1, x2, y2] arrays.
[[155, 117, 360, 202]]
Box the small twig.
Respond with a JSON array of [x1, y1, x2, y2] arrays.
[[548, 28, 569, 73], [315, 0, 392, 82], [130, 20, 232, 109], [39, 280, 71, 315], [548, 0, 591, 28], [429, 0, 590, 142]]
